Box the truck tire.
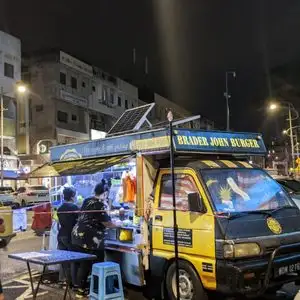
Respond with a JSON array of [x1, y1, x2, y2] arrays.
[[166, 260, 208, 300], [21, 200, 26, 207]]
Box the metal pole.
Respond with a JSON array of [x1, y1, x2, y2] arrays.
[[288, 104, 295, 169], [24, 94, 30, 154], [0, 87, 4, 187], [168, 111, 180, 300], [225, 73, 229, 131]]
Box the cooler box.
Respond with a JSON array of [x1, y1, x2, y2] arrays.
[[31, 203, 52, 233]]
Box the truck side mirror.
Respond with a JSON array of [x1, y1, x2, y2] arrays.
[[188, 192, 205, 213]]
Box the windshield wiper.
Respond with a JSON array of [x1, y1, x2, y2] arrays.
[[216, 210, 272, 220], [271, 205, 297, 215]]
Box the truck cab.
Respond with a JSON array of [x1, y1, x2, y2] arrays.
[[150, 159, 300, 299]]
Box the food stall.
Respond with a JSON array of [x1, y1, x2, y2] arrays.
[[26, 103, 300, 300]]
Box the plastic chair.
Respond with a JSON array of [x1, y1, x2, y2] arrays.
[[89, 262, 124, 300]]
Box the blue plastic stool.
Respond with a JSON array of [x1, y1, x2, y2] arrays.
[[89, 262, 124, 300]]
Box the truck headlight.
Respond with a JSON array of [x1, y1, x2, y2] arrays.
[[224, 243, 261, 258]]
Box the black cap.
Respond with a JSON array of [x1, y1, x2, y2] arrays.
[[94, 183, 105, 196], [63, 187, 76, 201]]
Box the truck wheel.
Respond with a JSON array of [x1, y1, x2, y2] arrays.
[[166, 260, 208, 300], [21, 200, 26, 207]]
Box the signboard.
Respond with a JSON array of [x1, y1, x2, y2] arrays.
[[50, 129, 169, 162], [173, 129, 266, 155], [60, 90, 88, 108], [50, 129, 267, 163], [60, 51, 93, 77], [37, 140, 55, 155], [163, 228, 193, 248]]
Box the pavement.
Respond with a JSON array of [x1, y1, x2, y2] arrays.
[[0, 210, 300, 299]]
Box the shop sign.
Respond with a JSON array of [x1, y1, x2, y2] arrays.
[[37, 140, 55, 155], [1, 156, 18, 170], [173, 129, 266, 155], [50, 129, 267, 163], [60, 51, 93, 77], [60, 90, 88, 108]]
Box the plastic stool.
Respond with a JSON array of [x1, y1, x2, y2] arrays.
[[89, 262, 124, 300]]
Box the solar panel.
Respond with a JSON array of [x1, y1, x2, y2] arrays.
[[108, 103, 155, 135]]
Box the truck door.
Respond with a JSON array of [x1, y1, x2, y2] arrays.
[[151, 168, 216, 290]]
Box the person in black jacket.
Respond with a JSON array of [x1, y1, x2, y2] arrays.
[[57, 187, 79, 286], [72, 183, 116, 297]]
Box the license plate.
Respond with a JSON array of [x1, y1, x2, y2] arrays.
[[277, 262, 300, 276]]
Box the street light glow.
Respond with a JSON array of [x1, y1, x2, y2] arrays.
[[17, 84, 27, 93], [283, 130, 288, 135], [269, 103, 278, 110]]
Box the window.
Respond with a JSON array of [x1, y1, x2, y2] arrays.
[[36, 105, 44, 112], [92, 86, 96, 92], [110, 89, 115, 103], [82, 81, 86, 88], [4, 63, 14, 78], [71, 114, 77, 122], [159, 174, 198, 210], [57, 111, 68, 123], [18, 187, 26, 193], [102, 86, 108, 101], [125, 99, 128, 109], [118, 96, 121, 106], [71, 77, 77, 89], [201, 169, 293, 213], [60, 72, 66, 85]]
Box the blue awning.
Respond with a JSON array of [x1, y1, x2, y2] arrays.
[[1, 170, 18, 179]]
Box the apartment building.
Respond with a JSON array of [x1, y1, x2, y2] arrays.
[[0, 31, 21, 185], [21, 49, 144, 172]]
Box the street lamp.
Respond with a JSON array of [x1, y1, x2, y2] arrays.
[[224, 71, 236, 131], [1, 82, 27, 187], [269, 101, 299, 169]]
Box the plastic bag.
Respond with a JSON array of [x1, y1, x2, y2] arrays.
[[13, 208, 28, 232], [48, 220, 60, 271]]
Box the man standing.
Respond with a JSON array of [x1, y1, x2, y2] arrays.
[[0, 217, 5, 300], [57, 187, 79, 285], [72, 183, 116, 298]]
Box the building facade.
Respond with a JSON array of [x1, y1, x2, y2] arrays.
[[0, 31, 21, 186], [21, 50, 144, 172]]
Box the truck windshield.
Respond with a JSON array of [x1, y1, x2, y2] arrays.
[[201, 168, 293, 213]]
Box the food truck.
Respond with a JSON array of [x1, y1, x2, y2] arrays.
[[30, 125, 300, 299]]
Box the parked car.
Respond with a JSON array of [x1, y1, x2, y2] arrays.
[[276, 178, 300, 208], [0, 187, 16, 207], [15, 185, 50, 207]]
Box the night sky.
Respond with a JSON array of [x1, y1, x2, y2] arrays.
[[1, 0, 300, 135]]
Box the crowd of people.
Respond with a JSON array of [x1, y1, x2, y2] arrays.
[[57, 182, 116, 298]]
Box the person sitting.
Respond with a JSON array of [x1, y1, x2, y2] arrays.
[[57, 187, 79, 286], [71, 183, 116, 298]]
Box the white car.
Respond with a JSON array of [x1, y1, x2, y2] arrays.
[[0, 187, 16, 207], [16, 185, 50, 207]]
